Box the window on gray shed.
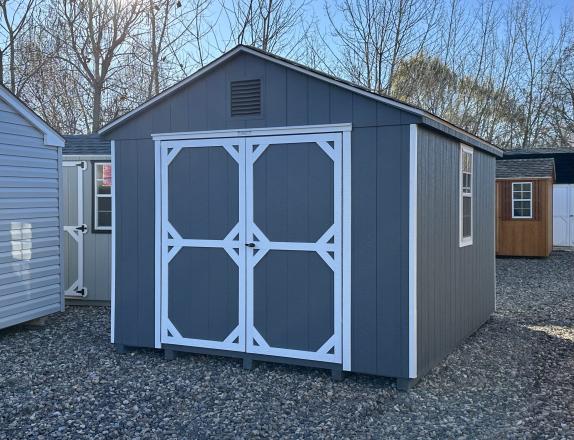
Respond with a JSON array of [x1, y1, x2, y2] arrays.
[[94, 162, 112, 231], [231, 79, 261, 117], [459, 144, 473, 247]]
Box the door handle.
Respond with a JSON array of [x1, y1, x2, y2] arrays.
[[245, 243, 256, 248], [75, 224, 88, 233]]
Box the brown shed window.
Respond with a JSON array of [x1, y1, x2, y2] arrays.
[[512, 182, 533, 218]]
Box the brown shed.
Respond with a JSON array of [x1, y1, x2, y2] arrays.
[[496, 158, 555, 257]]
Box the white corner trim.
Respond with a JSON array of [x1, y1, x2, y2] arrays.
[[408, 124, 418, 379], [0, 86, 64, 147], [154, 140, 162, 348], [151, 123, 353, 141], [459, 143, 474, 247], [110, 141, 116, 343], [342, 130, 352, 371]]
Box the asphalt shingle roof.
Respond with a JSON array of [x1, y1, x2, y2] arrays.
[[64, 134, 110, 155], [496, 158, 555, 179]]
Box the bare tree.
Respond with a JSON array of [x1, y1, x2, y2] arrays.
[[325, 0, 439, 94], [48, 0, 144, 131], [218, 0, 308, 54], [0, 0, 34, 93], [136, 0, 211, 98]]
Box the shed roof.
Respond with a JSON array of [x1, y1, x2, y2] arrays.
[[503, 147, 574, 155], [496, 158, 555, 179], [64, 134, 111, 155], [499, 148, 574, 184], [0, 84, 64, 147], [98, 45, 502, 157]]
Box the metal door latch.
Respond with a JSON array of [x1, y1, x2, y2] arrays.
[[75, 224, 88, 233], [245, 243, 256, 248]]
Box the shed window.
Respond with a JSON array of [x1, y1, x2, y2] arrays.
[[94, 162, 112, 231], [459, 144, 473, 247], [512, 182, 533, 219]]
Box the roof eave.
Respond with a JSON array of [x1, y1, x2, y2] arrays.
[[0, 85, 64, 147]]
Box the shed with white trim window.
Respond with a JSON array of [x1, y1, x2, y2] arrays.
[[496, 158, 555, 257], [100, 45, 501, 389], [0, 84, 65, 329]]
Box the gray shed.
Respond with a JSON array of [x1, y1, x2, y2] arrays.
[[62, 135, 112, 303], [99, 45, 502, 388], [0, 85, 65, 329]]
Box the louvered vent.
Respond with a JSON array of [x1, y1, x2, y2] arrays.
[[231, 79, 261, 117]]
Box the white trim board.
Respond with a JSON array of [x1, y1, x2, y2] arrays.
[[0, 85, 64, 147], [63, 154, 112, 160], [152, 123, 352, 141], [98, 46, 501, 157], [408, 124, 418, 379], [110, 141, 116, 343], [154, 140, 162, 348], [342, 130, 352, 371]]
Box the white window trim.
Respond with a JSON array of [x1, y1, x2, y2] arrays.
[[94, 161, 112, 231], [459, 144, 473, 247], [511, 181, 533, 219]]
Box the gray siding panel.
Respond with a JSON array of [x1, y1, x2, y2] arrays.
[[107, 52, 416, 375], [416, 126, 495, 377], [0, 96, 63, 329], [350, 125, 410, 378], [114, 139, 156, 347]]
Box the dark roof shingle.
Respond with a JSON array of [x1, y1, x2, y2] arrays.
[[64, 134, 110, 155], [496, 158, 555, 179]]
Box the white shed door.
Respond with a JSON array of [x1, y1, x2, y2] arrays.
[[553, 184, 574, 247], [63, 161, 87, 297]]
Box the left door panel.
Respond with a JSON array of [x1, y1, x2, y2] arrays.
[[63, 161, 86, 297], [160, 138, 246, 352]]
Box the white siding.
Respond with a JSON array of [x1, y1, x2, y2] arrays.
[[0, 97, 62, 329]]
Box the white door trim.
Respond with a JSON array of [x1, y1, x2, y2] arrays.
[[63, 160, 87, 298]]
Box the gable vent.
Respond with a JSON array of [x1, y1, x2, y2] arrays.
[[231, 79, 261, 117]]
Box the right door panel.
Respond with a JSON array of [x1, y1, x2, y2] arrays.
[[245, 133, 342, 363]]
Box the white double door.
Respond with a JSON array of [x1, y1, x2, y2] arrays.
[[160, 133, 342, 364], [553, 184, 574, 247]]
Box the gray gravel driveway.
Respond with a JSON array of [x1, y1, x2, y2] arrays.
[[1, 252, 573, 439]]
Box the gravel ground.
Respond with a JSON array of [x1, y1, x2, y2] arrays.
[[1, 252, 573, 439]]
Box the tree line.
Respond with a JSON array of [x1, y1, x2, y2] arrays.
[[0, 0, 572, 150]]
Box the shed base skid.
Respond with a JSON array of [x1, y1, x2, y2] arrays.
[[396, 377, 420, 391], [27, 317, 48, 327], [161, 344, 344, 380], [164, 348, 178, 360], [114, 344, 137, 354], [66, 299, 110, 307]]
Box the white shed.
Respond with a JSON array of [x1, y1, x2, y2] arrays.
[[0, 85, 65, 329]]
